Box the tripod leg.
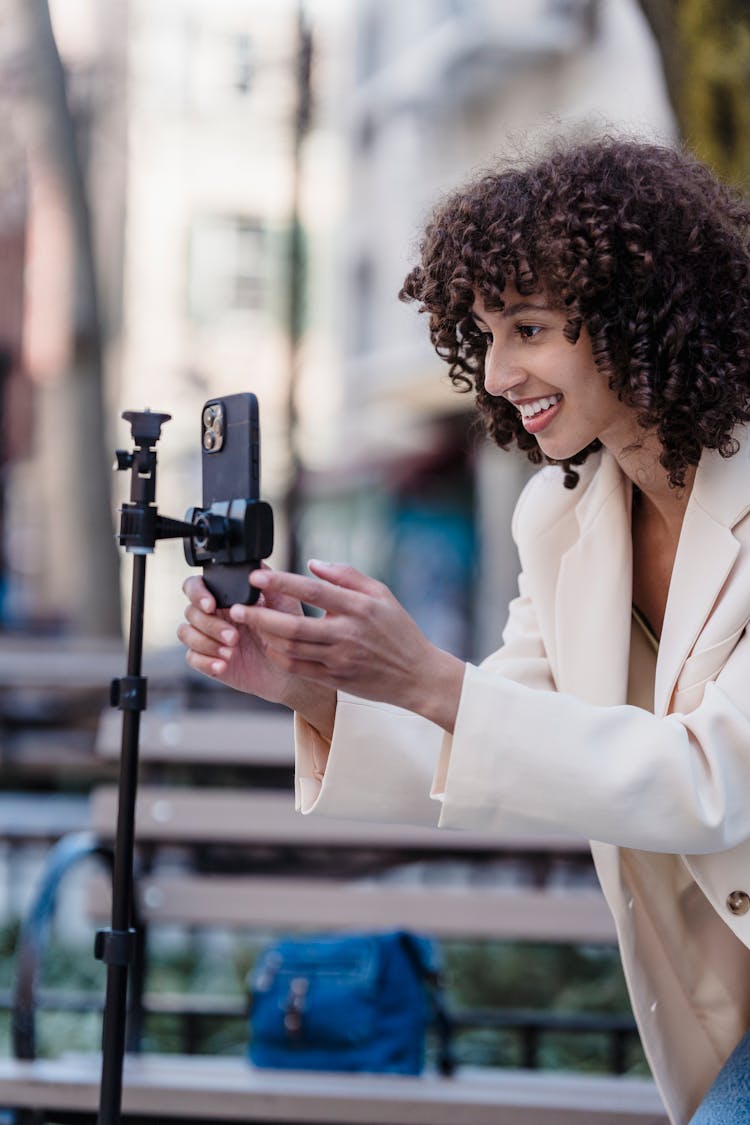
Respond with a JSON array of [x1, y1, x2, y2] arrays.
[[97, 553, 148, 1125]]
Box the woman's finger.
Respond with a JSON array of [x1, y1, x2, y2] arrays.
[[248, 569, 364, 615], [183, 575, 216, 613], [307, 560, 387, 599], [185, 647, 229, 679], [230, 603, 334, 645], [177, 622, 235, 663], [184, 603, 238, 647]]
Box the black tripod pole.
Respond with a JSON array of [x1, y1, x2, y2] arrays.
[[95, 409, 193, 1125], [97, 550, 147, 1125]]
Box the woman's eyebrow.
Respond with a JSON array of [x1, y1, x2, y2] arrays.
[[471, 301, 551, 323], [502, 301, 550, 317]]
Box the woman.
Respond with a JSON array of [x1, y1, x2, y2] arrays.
[[179, 137, 750, 1123]]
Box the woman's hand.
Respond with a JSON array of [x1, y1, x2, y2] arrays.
[[231, 560, 465, 733], [178, 567, 337, 737]]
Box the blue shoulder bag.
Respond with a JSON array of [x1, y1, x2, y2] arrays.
[[248, 930, 454, 1075]]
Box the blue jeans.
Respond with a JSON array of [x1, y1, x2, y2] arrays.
[[689, 1030, 750, 1123]]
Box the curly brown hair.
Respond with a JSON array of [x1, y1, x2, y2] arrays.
[[400, 136, 750, 488]]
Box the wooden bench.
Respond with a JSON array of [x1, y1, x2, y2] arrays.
[[0, 1055, 668, 1123], [88, 785, 616, 943], [0, 704, 665, 1124], [0, 639, 206, 786]]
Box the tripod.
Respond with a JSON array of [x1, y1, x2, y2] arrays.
[[98, 408, 271, 1125]]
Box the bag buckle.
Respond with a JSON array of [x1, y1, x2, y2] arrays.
[[284, 977, 309, 1038]]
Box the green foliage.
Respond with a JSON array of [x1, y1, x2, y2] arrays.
[[443, 939, 631, 1011], [678, 0, 750, 186], [637, 0, 750, 189], [440, 939, 647, 1075]]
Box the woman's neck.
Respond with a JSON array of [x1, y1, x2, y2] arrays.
[[612, 431, 696, 533]]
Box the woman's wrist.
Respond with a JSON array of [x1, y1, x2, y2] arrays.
[[402, 648, 466, 734], [282, 679, 337, 742]]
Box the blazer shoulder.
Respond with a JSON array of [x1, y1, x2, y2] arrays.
[[511, 454, 604, 547]]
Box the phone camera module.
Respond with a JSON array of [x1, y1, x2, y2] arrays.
[[202, 403, 224, 453]]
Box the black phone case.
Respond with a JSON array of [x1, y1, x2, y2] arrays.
[[201, 392, 261, 607]]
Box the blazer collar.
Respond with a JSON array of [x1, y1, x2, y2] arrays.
[[655, 428, 750, 713], [553, 427, 750, 714], [554, 450, 632, 706], [690, 425, 750, 529]]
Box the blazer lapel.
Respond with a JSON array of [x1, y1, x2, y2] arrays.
[[654, 436, 750, 716], [554, 451, 632, 706]]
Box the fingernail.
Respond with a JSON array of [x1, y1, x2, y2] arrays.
[[219, 647, 234, 661], [308, 558, 331, 569], [221, 629, 235, 644], [211, 660, 225, 675], [250, 570, 269, 586], [201, 598, 212, 612]]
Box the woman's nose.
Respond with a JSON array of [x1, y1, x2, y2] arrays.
[[484, 348, 526, 399]]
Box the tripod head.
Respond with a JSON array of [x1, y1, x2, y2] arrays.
[[121, 409, 172, 448], [114, 409, 194, 554]]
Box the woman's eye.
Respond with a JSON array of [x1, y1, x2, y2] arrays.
[[517, 324, 543, 340]]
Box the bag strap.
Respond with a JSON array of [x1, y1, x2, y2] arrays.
[[397, 932, 455, 1076]]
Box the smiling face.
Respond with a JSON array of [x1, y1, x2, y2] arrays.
[[472, 286, 642, 464]]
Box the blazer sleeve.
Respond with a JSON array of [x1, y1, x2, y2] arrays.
[[436, 621, 750, 853], [294, 498, 558, 827], [294, 698, 444, 826]]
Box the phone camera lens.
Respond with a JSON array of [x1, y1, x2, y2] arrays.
[[204, 431, 216, 451]]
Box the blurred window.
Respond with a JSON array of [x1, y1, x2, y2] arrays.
[[356, 3, 384, 82], [355, 114, 378, 153], [190, 27, 258, 111], [353, 257, 375, 354], [232, 33, 255, 96], [188, 216, 266, 322]]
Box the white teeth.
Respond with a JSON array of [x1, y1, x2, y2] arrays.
[[518, 394, 561, 419]]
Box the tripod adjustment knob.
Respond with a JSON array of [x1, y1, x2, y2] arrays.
[[111, 675, 148, 711], [95, 928, 137, 966], [114, 449, 133, 471]]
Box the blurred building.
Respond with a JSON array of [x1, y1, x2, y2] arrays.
[[296, 0, 676, 660], [0, 0, 675, 653], [117, 0, 303, 645], [0, 0, 127, 632], [0, 0, 309, 643], [0, 134, 30, 622]]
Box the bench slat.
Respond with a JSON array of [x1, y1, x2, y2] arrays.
[[89, 873, 616, 943], [0, 1056, 667, 1124], [0, 639, 184, 691], [0, 793, 90, 841], [90, 785, 592, 854], [95, 710, 294, 765]]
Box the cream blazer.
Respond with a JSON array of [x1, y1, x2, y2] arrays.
[[294, 429, 750, 1124]]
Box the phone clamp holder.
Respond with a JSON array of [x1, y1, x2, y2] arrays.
[[183, 498, 274, 567]]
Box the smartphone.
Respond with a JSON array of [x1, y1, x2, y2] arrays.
[[196, 392, 265, 608]]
